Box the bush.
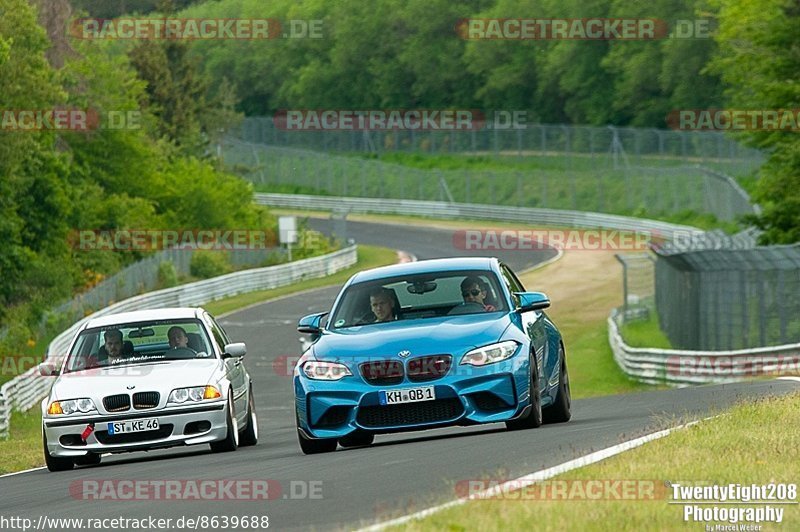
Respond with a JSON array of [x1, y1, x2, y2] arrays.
[[157, 261, 179, 288], [190, 251, 230, 279], [291, 230, 339, 261], [259, 250, 287, 267]]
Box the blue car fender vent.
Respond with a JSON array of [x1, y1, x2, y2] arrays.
[[470, 392, 513, 412], [407, 355, 452, 382], [359, 360, 404, 385], [356, 398, 463, 428], [314, 405, 351, 428]]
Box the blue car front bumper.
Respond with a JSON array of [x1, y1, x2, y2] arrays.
[[294, 355, 532, 439]]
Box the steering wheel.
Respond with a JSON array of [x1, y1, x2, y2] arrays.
[[169, 346, 198, 359], [447, 301, 485, 315]]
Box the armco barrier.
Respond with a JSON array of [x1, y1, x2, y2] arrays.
[[0, 245, 357, 438], [608, 309, 800, 386], [254, 193, 705, 239]]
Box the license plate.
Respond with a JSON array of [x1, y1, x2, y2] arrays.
[[379, 386, 435, 405], [107, 418, 159, 435]]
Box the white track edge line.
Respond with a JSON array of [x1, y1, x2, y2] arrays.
[[0, 466, 46, 478], [355, 417, 710, 531]]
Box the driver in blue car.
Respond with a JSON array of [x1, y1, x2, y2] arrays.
[[460, 276, 496, 311], [369, 288, 398, 322]]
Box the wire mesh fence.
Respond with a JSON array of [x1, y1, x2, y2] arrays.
[[654, 245, 800, 350], [222, 137, 756, 222], [234, 117, 763, 177], [615, 254, 657, 322]]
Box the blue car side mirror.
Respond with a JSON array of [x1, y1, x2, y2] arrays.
[[298, 312, 328, 334], [515, 292, 550, 312]]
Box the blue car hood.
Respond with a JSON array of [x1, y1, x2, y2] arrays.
[[313, 313, 513, 361]]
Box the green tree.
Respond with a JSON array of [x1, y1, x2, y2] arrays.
[[0, 0, 72, 316], [711, 0, 800, 243]]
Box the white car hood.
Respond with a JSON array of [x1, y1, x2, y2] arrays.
[[51, 359, 223, 403]]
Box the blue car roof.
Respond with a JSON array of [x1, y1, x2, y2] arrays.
[[350, 257, 499, 284]]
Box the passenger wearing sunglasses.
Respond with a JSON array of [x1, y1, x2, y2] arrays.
[[459, 276, 496, 312]]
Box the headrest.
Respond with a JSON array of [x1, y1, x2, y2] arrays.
[[186, 333, 203, 351]]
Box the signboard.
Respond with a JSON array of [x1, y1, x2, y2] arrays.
[[278, 216, 298, 245]]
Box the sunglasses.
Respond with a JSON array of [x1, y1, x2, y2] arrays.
[[462, 289, 482, 297]]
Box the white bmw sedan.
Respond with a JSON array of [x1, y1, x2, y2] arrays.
[[40, 307, 257, 472]]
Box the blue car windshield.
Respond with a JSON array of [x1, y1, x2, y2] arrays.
[[329, 270, 507, 328]]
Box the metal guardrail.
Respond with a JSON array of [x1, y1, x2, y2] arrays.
[[255, 193, 706, 239], [609, 309, 800, 386], [0, 245, 357, 437]]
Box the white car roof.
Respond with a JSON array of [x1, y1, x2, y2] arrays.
[[84, 307, 205, 329]]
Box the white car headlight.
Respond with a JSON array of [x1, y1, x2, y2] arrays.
[[302, 360, 352, 381], [168, 386, 221, 404], [47, 398, 97, 416], [460, 341, 520, 366]]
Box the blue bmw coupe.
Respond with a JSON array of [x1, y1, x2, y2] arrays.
[[294, 257, 571, 454]]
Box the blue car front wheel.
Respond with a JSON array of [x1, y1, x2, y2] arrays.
[[296, 412, 338, 454], [506, 354, 543, 430], [544, 344, 571, 424]]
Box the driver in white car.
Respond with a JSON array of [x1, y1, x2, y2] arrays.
[[167, 326, 190, 349]]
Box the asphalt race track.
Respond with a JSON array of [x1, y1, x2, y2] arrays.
[[1, 220, 798, 531]]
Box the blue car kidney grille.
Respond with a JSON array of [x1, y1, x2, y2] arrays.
[[359, 360, 404, 385], [407, 355, 452, 382]]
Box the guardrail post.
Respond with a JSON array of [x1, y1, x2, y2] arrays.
[[615, 254, 629, 320]]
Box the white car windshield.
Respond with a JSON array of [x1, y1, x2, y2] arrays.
[[63, 319, 214, 373], [329, 270, 507, 329]]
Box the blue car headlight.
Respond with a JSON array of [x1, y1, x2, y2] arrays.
[[302, 360, 353, 380], [460, 341, 520, 366]]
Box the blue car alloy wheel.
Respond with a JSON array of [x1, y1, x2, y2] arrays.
[[293, 257, 571, 454]]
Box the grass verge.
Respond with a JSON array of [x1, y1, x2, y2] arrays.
[[0, 407, 44, 475], [391, 391, 800, 530], [621, 313, 674, 349], [515, 247, 653, 398]]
